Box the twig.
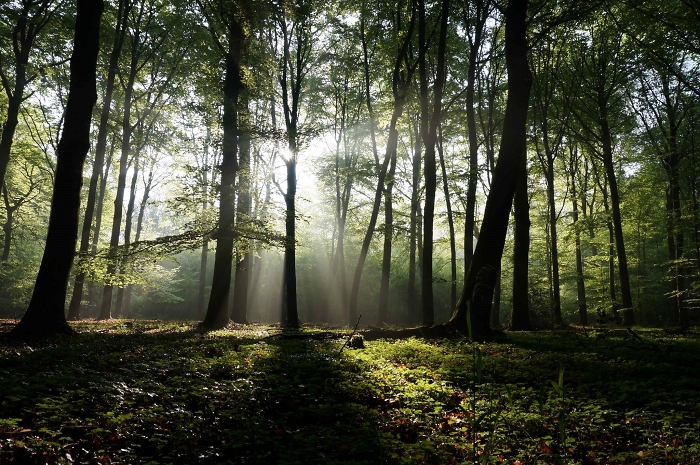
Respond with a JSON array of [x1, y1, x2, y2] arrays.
[[336, 313, 362, 356]]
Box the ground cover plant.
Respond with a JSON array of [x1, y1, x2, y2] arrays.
[[0, 321, 698, 464]]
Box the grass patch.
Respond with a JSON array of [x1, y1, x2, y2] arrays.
[[0, 321, 698, 464]]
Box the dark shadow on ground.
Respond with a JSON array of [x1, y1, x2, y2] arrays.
[[0, 323, 383, 464]]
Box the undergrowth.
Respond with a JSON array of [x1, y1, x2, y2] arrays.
[[0, 321, 698, 464]]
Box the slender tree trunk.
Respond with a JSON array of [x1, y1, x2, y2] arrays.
[[283, 153, 298, 325], [418, 0, 450, 326], [99, 62, 138, 320], [197, 131, 212, 321], [438, 126, 457, 313], [1, 184, 16, 261], [463, 0, 488, 288], [408, 117, 421, 323], [67, 0, 130, 321], [116, 152, 140, 317], [348, 110, 394, 326], [451, 0, 531, 338], [87, 143, 114, 312], [123, 167, 152, 317], [232, 98, 251, 324], [601, 180, 617, 316], [350, 8, 415, 327], [599, 99, 635, 324], [510, 149, 531, 330], [377, 127, 397, 325], [545, 151, 562, 324], [569, 150, 587, 325], [10, 0, 103, 339]]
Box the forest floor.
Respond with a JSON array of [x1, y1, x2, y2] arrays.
[[0, 320, 698, 464]]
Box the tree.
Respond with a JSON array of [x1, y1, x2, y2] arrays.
[[630, 52, 692, 325], [417, 0, 450, 326], [10, 0, 103, 339], [198, 0, 251, 329], [529, 28, 571, 326], [348, 0, 417, 327], [450, 0, 531, 338], [569, 18, 635, 324], [275, 0, 315, 327], [0, 0, 65, 191], [67, 0, 132, 320]]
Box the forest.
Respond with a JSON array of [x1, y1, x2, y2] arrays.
[[1, 0, 700, 462], [0, 0, 699, 335]]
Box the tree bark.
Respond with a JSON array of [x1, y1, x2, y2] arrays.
[[569, 147, 587, 325], [438, 125, 457, 313], [10, 0, 103, 339], [418, 0, 450, 326], [463, 0, 489, 290], [510, 147, 531, 330], [349, 7, 415, 327], [232, 98, 251, 324], [377, 126, 397, 325], [599, 108, 635, 324], [99, 48, 138, 320], [451, 0, 531, 338], [202, 21, 244, 330], [408, 117, 421, 323], [67, 0, 130, 321], [1, 183, 17, 262]]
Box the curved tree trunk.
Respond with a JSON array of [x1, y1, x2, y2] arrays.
[[11, 0, 103, 339], [451, 0, 531, 338]]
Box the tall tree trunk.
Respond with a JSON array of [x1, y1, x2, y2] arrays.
[[599, 97, 635, 324], [197, 130, 212, 321], [438, 126, 457, 313], [232, 98, 251, 324], [569, 147, 587, 325], [116, 152, 140, 317], [463, 0, 489, 290], [377, 128, 397, 325], [510, 148, 531, 330], [67, 0, 130, 321], [544, 150, 562, 324], [10, 0, 103, 339], [123, 166, 152, 317], [1, 184, 16, 261], [349, 8, 415, 327], [99, 58, 138, 320], [202, 22, 244, 329], [418, 0, 450, 326], [451, 0, 531, 338], [408, 117, 421, 323], [601, 178, 617, 316], [87, 142, 114, 312]]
